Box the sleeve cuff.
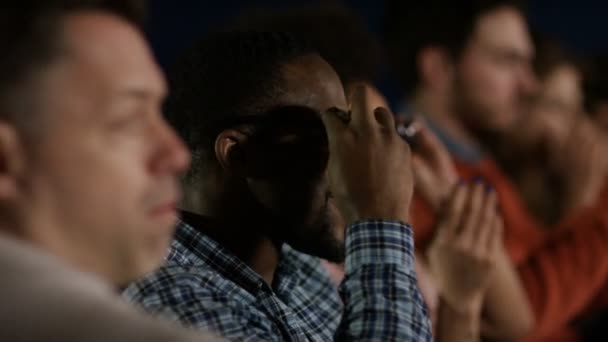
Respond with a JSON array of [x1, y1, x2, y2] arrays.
[[345, 220, 415, 271]]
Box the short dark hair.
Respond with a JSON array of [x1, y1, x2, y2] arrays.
[[583, 55, 608, 115], [232, 4, 381, 86], [0, 0, 145, 132], [384, 0, 523, 96], [532, 32, 581, 82], [165, 30, 316, 157]]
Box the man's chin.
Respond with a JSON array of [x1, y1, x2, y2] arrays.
[[126, 247, 169, 283], [268, 200, 345, 262], [319, 248, 346, 263], [290, 241, 345, 263], [283, 225, 345, 263]]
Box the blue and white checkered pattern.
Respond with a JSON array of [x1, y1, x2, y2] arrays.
[[124, 217, 432, 341]]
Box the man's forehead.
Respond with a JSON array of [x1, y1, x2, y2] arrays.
[[60, 11, 166, 97], [472, 6, 533, 56], [279, 55, 348, 112]]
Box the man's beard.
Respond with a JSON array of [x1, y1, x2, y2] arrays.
[[452, 78, 492, 134], [451, 76, 526, 136], [450, 78, 510, 154], [265, 195, 345, 263]]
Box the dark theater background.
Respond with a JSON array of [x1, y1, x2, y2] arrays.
[[145, 0, 608, 105]]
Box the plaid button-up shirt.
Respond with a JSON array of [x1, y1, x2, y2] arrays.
[[124, 214, 432, 341]]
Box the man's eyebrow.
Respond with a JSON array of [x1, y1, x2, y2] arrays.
[[115, 85, 167, 101], [117, 90, 157, 100], [487, 45, 532, 60]]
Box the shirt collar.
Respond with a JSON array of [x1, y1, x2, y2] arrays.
[[423, 115, 485, 163], [169, 211, 307, 295]]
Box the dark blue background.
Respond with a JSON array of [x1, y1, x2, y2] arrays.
[[145, 0, 608, 104], [146, 0, 608, 69]]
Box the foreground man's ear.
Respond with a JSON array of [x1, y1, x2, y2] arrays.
[[0, 122, 26, 201]]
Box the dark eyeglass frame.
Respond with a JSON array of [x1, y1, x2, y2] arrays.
[[210, 105, 328, 145], [210, 105, 418, 145]]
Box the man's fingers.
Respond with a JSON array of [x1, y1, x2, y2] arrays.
[[472, 190, 497, 249], [416, 127, 448, 161], [348, 83, 376, 133], [412, 155, 433, 186], [416, 126, 440, 154], [320, 107, 350, 146], [415, 126, 458, 181], [413, 155, 438, 207], [459, 182, 485, 242], [374, 107, 397, 132], [441, 183, 468, 239], [488, 215, 504, 254]]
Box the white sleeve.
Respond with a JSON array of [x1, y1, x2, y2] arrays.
[[0, 234, 221, 342]]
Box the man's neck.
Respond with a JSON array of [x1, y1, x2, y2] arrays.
[[411, 91, 481, 151], [4, 217, 122, 287], [248, 239, 280, 286], [184, 209, 281, 286]]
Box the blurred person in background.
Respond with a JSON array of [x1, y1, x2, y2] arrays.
[[233, 4, 389, 116], [235, 5, 530, 341], [491, 34, 608, 225], [584, 54, 608, 133], [571, 52, 608, 342], [385, 0, 608, 340], [125, 30, 432, 341], [0, 0, 223, 341]]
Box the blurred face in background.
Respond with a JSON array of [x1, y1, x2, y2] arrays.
[[503, 62, 583, 159], [452, 6, 537, 134], [592, 104, 608, 133], [526, 64, 583, 150], [3, 12, 190, 285]]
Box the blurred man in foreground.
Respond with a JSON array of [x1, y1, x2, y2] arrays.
[[0, 1, 223, 340]]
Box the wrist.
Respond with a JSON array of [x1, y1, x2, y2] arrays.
[[350, 206, 411, 225], [442, 295, 483, 317], [350, 215, 410, 225], [344, 220, 415, 270], [338, 200, 411, 226], [438, 298, 482, 342]]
